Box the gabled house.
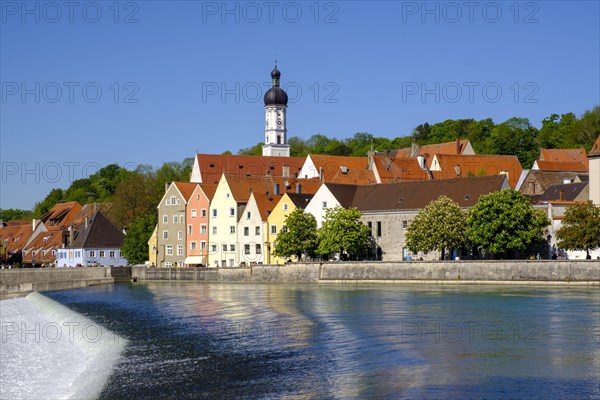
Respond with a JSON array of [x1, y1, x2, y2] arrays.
[[299, 154, 377, 184], [532, 148, 589, 172], [190, 153, 306, 184], [185, 183, 216, 267], [55, 211, 127, 267], [517, 170, 589, 197], [156, 182, 197, 267], [0, 220, 36, 264], [427, 154, 522, 188], [588, 135, 600, 205], [267, 191, 314, 264], [238, 191, 280, 266]]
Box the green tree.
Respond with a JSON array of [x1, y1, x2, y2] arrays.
[[317, 207, 371, 259], [556, 202, 600, 258], [121, 213, 157, 265], [273, 208, 319, 260], [0, 208, 33, 221], [487, 117, 538, 168], [33, 188, 65, 217], [466, 190, 550, 258], [406, 196, 467, 259], [238, 142, 264, 155]]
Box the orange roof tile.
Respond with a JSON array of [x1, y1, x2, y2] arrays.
[[199, 183, 218, 200], [0, 220, 35, 255], [535, 160, 588, 172], [419, 139, 472, 156], [40, 202, 82, 231], [307, 154, 377, 184], [173, 182, 198, 201], [430, 154, 523, 188], [540, 148, 588, 163], [225, 175, 321, 204], [195, 154, 306, 184], [372, 156, 430, 183]]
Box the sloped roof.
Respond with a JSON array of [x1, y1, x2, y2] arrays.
[[225, 175, 321, 204], [307, 154, 377, 184], [22, 231, 64, 263], [173, 182, 198, 201], [419, 140, 472, 156], [253, 193, 283, 221], [199, 183, 218, 200], [540, 148, 588, 163], [431, 154, 523, 188], [0, 220, 34, 255], [354, 175, 508, 211], [588, 135, 600, 157], [39, 201, 82, 230], [286, 193, 314, 209], [534, 160, 588, 172], [324, 184, 359, 208], [195, 153, 306, 184], [69, 211, 125, 249], [538, 182, 588, 202], [372, 157, 429, 183]]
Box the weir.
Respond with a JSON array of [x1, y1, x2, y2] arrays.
[[0, 292, 127, 399]]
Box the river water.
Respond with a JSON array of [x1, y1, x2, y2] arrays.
[[1, 283, 599, 399]]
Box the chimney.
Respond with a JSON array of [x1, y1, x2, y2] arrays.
[[165, 182, 170, 193], [456, 138, 461, 154], [295, 183, 302, 194], [69, 225, 74, 246], [367, 149, 375, 170], [319, 167, 324, 182], [410, 142, 419, 157], [84, 216, 89, 230], [274, 183, 280, 196], [559, 190, 565, 201]]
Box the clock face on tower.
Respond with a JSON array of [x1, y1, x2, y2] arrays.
[[277, 119, 282, 126]]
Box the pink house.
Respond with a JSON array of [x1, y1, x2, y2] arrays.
[[185, 183, 216, 266]]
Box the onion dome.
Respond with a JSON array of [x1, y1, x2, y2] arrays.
[[264, 64, 288, 106]]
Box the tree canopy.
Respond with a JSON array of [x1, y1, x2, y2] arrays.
[[273, 208, 318, 260], [406, 196, 467, 258], [466, 190, 550, 258], [317, 207, 371, 259], [556, 202, 600, 258], [121, 213, 157, 265]]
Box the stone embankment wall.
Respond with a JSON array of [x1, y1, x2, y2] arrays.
[[0, 268, 113, 296], [132, 260, 600, 285]]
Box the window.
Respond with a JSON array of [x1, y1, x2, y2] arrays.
[[226, 193, 230, 198], [376, 221, 382, 237], [222, 244, 228, 252], [212, 209, 217, 217], [166, 245, 173, 256], [255, 226, 260, 235], [201, 225, 207, 234], [230, 226, 235, 234], [170, 196, 176, 205], [177, 245, 183, 256], [367, 221, 372, 235], [255, 244, 262, 254], [197, 194, 200, 200], [178, 231, 183, 240], [230, 208, 235, 217], [322, 201, 328, 209], [191, 209, 197, 218], [221, 260, 226, 267], [76, 251, 81, 258], [201, 209, 207, 217], [244, 244, 251, 255], [98, 250, 104, 257], [166, 199, 171, 206], [244, 227, 249, 236], [176, 199, 181, 205], [163, 230, 169, 239], [402, 220, 408, 229], [230, 244, 235, 252], [211, 244, 217, 252], [188, 225, 192, 235], [229, 259, 234, 267], [173, 215, 178, 224], [283, 203, 288, 211], [246, 211, 251, 220], [163, 215, 168, 224], [165, 262, 172, 268], [201, 241, 206, 251], [271, 225, 277, 234], [109, 251, 115, 258], [212, 226, 217, 235], [52, 250, 56, 256], [191, 241, 197, 251]]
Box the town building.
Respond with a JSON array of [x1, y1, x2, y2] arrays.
[[184, 183, 216, 266], [237, 191, 280, 266], [532, 148, 589, 172], [588, 135, 600, 205]]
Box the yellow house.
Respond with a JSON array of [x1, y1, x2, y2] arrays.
[[267, 192, 313, 264], [147, 224, 158, 267]]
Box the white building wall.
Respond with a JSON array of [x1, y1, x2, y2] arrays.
[[237, 195, 266, 265], [304, 185, 340, 227]]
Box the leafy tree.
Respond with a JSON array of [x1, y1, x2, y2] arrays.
[[0, 208, 33, 221], [121, 213, 157, 265], [556, 202, 600, 258], [33, 188, 65, 217], [222, 150, 233, 155], [406, 196, 467, 259], [273, 208, 318, 260], [288, 136, 310, 156], [487, 117, 539, 168], [238, 142, 264, 156], [538, 113, 578, 149], [317, 207, 371, 259], [573, 106, 600, 149], [466, 190, 550, 258]]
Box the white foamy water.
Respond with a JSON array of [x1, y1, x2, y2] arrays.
[[0, 292, 127, 400]]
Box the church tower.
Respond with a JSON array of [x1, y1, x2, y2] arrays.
[[262, 64, 291, 157]]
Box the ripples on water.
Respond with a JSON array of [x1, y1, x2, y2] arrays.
[[4, 283, 599, 399]]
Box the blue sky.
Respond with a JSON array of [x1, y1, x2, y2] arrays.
[[1, 0, 599, 210]]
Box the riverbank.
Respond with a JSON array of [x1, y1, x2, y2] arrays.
[[132, 260, 600, 285], [0, 268, 113, 298]]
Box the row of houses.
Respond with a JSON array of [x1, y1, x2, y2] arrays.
[[0, 203, 127, 267], [150, 136, 600, 267]]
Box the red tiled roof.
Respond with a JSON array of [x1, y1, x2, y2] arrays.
[[372, 157, 429, 183], [419, 139, 471, 156], [39, 201, 82, 231], [431, 154, 523, 188], [535, 160, 588, 172], [199, 183, 218, 200], [0, 220, 34, 255], [195, 154, 306, 184], [173, 182, 198, 201], [307, 154, 377, 184], [225, 175, 321, 204], [540, 148, 588, 163]]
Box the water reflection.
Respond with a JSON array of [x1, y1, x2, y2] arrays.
[[41, 283, 599, 399]]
